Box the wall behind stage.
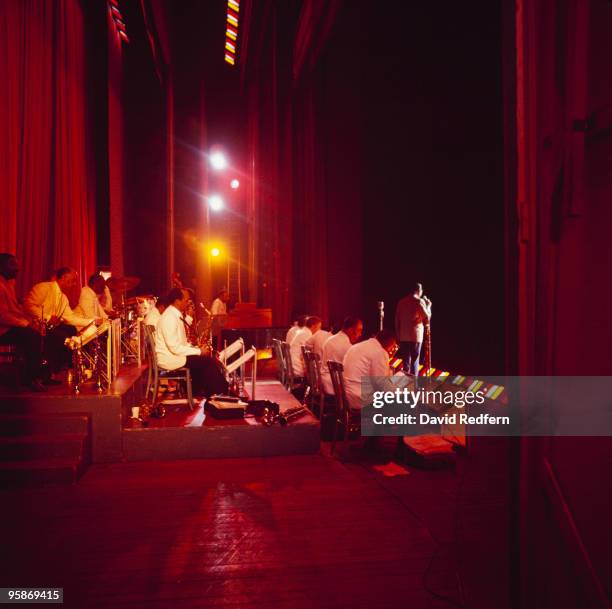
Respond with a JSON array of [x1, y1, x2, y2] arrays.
[[359, 2, 506, 375], [0, 0, 97, 296]]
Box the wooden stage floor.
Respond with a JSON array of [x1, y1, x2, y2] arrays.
[[0, 437, 511, 609]]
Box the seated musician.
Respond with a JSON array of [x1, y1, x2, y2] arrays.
[[76, 274, 108, 321], [305, 323, 331, 359], [0, 254, 47, 390], [95, 266, 113, 313], [286, 314, 307, 344], [144, 295, 167, 330], [320, 316, 363, 395], [289, 315, 322, 381], [155, 288, 228, 398], [342, 329, 398, 410], [24, 267, 102, 382]]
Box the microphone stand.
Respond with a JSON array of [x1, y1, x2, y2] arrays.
[[377, 301, 384, 332]]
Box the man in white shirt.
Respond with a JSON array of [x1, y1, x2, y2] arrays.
[[342, 329, 398, 410], [0, 254, 46, 390], [320, 316, 363, 395], [76, 274, 108, 321], [289, 315, 322, 379], [24, 267, 101, 380], [210, 288, 229, 350], [155, 288, 228, 397], [144, 295, 167, 329], [286, 315, 307, 344], [305, 326, 331, 359]]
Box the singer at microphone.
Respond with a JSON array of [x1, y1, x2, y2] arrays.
[[394, 282, 432, 377]]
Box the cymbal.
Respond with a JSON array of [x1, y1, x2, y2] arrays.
[[107, 276, 140, 292], [124, 294, 155, 305]]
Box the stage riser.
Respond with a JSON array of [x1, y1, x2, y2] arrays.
[[0, 365, 145, 463], [123, 425, 320, 461]]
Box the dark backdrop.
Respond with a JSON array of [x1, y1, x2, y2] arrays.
[[358, 2, 505, 375]]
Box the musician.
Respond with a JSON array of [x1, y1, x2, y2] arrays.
[[320, 316, 363, 395], [305, 325, 331, 359], [289, 315, 322, 379], [24, 267, 101, 378], [342, 329, 398, 410], [394, 282, 432, 376], [96, 266, 113, 313], [210, 288, 229, 349], [0, 254, 47, 390], [155, 288, 228, 397], [76, 274, 108, 321], [286, 315, 307, 344], [144, 295, 167, 329]]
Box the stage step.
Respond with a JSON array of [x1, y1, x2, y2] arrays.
[[0, 458, 87, 487], [0, 413, 89, 436], [0, 413, 91, 486], [0, 433, 88, 461]]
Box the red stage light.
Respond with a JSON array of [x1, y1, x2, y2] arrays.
[[230, 179, 240, 190]]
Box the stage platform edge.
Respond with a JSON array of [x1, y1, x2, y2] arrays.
[[122, 380, 321, 461]]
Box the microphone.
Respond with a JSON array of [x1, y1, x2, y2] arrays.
[[377, 301, 384, 331]]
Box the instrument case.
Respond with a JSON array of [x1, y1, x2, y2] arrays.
[[206, 395, 248, 419]]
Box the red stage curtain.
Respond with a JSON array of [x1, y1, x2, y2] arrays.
[[0, 0, 96, 298]]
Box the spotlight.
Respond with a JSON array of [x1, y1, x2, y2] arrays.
[[211, 247, 221, 257], [230, 179, 240, 190], [210, 151, 228, 171], [209, 195, 224, 211]]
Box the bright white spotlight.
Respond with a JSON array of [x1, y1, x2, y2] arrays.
[[210, 151, 228, 171], [209, 195, 224, 211], [230, 178, 240, 190]]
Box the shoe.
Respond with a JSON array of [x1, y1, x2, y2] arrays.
[[27, 380, 48, 392], [42, 378, 62, 386]]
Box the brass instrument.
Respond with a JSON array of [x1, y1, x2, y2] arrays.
[[261, 404, 308, 426]]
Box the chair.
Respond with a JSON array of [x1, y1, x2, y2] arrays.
[[303, 351, 336, 422], [272, 338, 286, 386], [143, 325, 195, 413], [280, 341, 296, 389], [327, 361, 361, 456]]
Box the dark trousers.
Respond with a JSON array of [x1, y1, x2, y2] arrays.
[[185, 355, 229, 397], [0, 326, 43, 383], [399, 341, 422, 376], [43, 325, 76, 373]]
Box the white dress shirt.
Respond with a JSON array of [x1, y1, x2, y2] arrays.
[[144, 306, 161, 328], [0, 276, 29, 336], [342, 338, 393, 410], [320, 330, 352, 395], [76, 286, 107, 321], [305, 329, 331, 360], [289, 326, 312, 377], [286, 324, 300, 344], [24, 281, 93, 329], [155, 305, 200, 370], [210, 298, 227, 316], [101, 285, 113, 312]]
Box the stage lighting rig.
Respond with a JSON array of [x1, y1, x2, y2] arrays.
[[209, 195, 224, 211], [210, 151, 228, 171]]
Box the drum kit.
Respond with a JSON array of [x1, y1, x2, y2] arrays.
[[107, 276, 158, 364]]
